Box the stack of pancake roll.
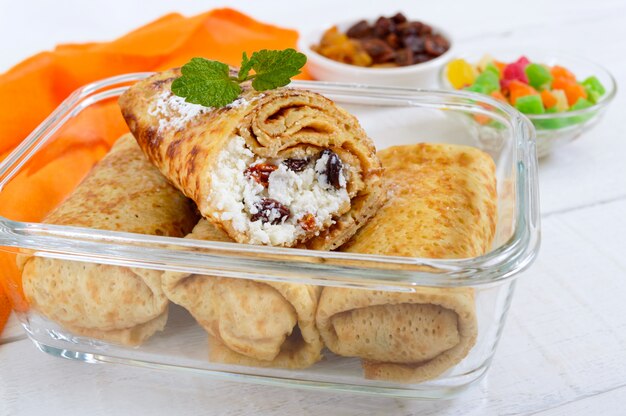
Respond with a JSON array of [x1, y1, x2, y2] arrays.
[[20, 64, 497, 383], [19, 134, 199, 346]]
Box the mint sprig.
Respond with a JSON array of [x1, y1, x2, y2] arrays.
[[238, 52, 255, 82], [249, 49, 307, 91], [170, 58, 241, 108], [171, 49, 307, 108]]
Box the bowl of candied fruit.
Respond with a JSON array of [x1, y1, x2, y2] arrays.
[[439, 49, 617, 157], [299, 13, 454, 87]]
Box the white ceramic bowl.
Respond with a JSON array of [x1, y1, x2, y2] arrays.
[[298, 18, 454, 88]]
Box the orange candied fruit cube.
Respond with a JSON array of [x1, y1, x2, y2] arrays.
[[490, 90, 507, 102], [493, 60, 507, 74], [564, 83, 588, 106], [552, 76, 576, 91], [550, 65, 576, 81], [473, 113, 491, 125], [508, 80, 538, 105], [541, 90, 558, 108]]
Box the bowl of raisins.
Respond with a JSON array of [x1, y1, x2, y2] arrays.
[[299, 13, 454, 87]]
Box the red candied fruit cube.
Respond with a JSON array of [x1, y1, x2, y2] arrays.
[[515, 56, 530, 67], [502, 63, 529, 87]]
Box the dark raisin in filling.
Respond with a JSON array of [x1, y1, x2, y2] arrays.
[[319, 149, 343, 189], [251, 198, 291, 224], [244, 163, 278, 188], [283, 158, 310, 172]]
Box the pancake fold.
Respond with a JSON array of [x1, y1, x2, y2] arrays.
[[119, 69, 384, 249], [20, 134, 198, 346], [316, 143, 497, 383], [162, 219, 323, 369]]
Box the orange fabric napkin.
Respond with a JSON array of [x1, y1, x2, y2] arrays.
[[0, 289, 9, 335], [0, 8, 304, 335]]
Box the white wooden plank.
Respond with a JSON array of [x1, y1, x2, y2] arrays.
[[531, 385, 626, 416], [473, 198, 626, 414], [0, 313, 25, 344]]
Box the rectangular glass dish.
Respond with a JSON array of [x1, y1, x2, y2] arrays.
[[0, 74, 540, 399]]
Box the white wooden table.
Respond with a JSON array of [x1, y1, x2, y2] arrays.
[[1, 0, 625, 414]]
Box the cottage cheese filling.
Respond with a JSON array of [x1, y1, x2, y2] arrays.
[[210, 136, 349, 245], [148, 91, 263, 133], [148, 90, 212, 133]]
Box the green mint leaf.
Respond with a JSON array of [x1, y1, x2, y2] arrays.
[[171, 57, 241, 108], [170, 49, 306, 107], [238, 52, 254, 82], [249, 49, 307, 91]]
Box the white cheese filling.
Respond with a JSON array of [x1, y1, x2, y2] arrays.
[[148, 90, 212, 133], [210, 136, 349, 245], [148, 91, 263, 133]]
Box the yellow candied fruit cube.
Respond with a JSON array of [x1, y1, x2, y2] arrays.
[[446, 59, 478, 89], [477, 54, 495, 72], [551, 89, 569, 112]]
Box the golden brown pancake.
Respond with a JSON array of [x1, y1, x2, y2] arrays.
[[20, 134, 199, 346], [316, 143, 497, 383], [162, 219, 323, 369], [119, 69, 384, 249]]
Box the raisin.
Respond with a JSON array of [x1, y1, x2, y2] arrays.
[[424, 35, 447, 57], [251, 198, 291, 225], [403, 35, 425, 54], [346, 20, 372, 39], [391, 13, 408, 24], [424, 35, 450, 56], [298, 213, 316, 231], [319, 149, 344, 189], [373, 17, 395, 38], [283, 158, 309, 172], [394, 48, 414, 66], [385, 33, 401, 49], [244, 163, 278, 187], [398, 21, 423, 37], [414, 53, 431, 64], [419, 23, 433, 36], [360, 38, 395, 63]]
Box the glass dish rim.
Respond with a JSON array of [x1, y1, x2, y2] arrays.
[[437, 48, 618, 121], [0, 73, 540, 288]]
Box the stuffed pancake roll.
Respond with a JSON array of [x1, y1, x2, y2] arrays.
[[20, 134, 198, 346], [316, 143, 497, 383], [162, 219, 323, 369], [119, 69, 383, 249]]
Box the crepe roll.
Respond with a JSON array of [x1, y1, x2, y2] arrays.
[[162, 219, 323, 369], [20, 134, 199, 346], [316, 143, 497, 383], [119, 69, 384, 249]]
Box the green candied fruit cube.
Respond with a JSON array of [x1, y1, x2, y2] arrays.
[[564, 98, 596, 126], [473, 71, 500, 93], [582, 76, 606, 95], [464, 83, 490, 94], [571, 97, 593, 111], [586, 88, 602, 104], [533, 106, 565, 130], [525, 63, 553, 90], [515, 94, 545, 114], [484, 62, 500, 78]]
